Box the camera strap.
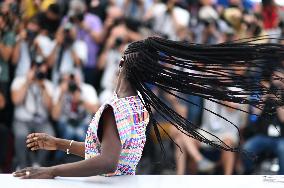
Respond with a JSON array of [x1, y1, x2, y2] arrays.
[[56, 46, 64, 72], [27, 43, 36, 63]]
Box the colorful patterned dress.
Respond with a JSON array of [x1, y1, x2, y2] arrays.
[[85, 92, 149, 176]]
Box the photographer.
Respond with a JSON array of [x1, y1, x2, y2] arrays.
[[11, 59, 55, 169], [30, 4, 62, 72], [0, 11, 15, 95], [66, 0, 103, 86], [201, 20, 222, 44], [123, 0, 147, 21], [242, 69, 284, 175], [0, 1, 16, 172], [144, 0, 190, 40], [12, 17, 40, 77], [47, 22, 87, 85], [51, 73, 99, 146], [97, 35, 126, 103], [34, 3, 61, 38]]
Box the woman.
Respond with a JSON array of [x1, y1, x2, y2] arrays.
[[13, 54, 148, 178], [13, 36, 284, 178]]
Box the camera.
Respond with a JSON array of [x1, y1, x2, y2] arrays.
[[35, 70, 46, 80], [63, 22, 74, 47], [125, 18, 153, 32], [26, 29, 38, 42], [68, 80, 79, 93], [68, 74, 79, 93], [33, 56, 47, 80], [114, 37, 123, 48], [69, 12, 84, 23]]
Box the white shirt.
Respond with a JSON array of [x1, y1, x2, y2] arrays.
[[11, 77, 53, 122], [52, 40, 87, 84], [201, 99, 247, 133], [53, 82, 98, 105], [101, 49, 120, 90], [15, 41, 31, 77], [53, 82, 98, 123], [152, 3, 190, 40], [36, 35, 55, 57]]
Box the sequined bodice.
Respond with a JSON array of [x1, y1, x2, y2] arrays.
[[85, 93, 149, 176]]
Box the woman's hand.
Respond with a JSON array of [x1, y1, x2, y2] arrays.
[[13, 167, 55, 179], [26, 133, 58, 151]]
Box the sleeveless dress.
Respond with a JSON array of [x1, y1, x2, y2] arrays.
[[84, 92, 149, 176]]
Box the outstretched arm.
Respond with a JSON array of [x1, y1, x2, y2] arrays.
[[14, 107, 122, 178]]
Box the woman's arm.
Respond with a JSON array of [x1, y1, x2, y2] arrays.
[[56, 139, 85, 158], [14, 107, 122, 178], [52, 107, 122, 177]]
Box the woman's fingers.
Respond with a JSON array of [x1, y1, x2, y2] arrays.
[[27, 133, 34, 139], [27, 133, 42, 140], [31, 145, 40, 151], [13, 169, 26, 176], [27, 141, 38, 148], [26, 137, 41, 151], [26, 133, 47, 151], [27, 141, 40, 151], [27, 133, 47, 144], [27, 133, 38, 139], [13, 168, 30, 177], [13, 172, 26, 177], [26, 137, 39, 144], [13, 168, 33, 179]]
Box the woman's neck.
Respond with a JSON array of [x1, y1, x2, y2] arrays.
[[115, 73, 137, 98]]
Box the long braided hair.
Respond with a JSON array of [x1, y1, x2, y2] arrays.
[[123, 36, 284, 153]]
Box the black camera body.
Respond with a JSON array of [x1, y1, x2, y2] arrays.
[[26, 29, 38, 42], [35, 70, 46, 80], [68, 80, 79, 93], [63, 22, 74, 47], [114, 37, 123, 48], [69, 13, 84, 23], [33, 56, 46, 80]]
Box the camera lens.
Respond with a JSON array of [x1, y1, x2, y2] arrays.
[[36, 70, 46, 80], [68, 81, 78, 93]]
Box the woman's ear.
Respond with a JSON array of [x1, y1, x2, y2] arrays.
[[119, 57, 125, 68]]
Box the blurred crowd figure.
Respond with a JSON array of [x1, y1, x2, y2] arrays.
[[0, 0, 284, 175]]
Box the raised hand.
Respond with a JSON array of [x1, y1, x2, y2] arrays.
[[26, 133, 58, 151]]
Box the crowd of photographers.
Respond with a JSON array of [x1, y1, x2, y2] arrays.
[[0, 0, 284, 175]]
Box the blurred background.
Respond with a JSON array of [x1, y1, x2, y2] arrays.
[[0, 0, 284, 175]]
